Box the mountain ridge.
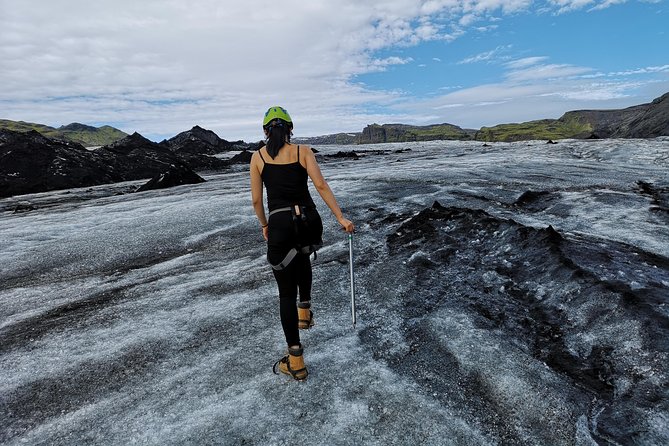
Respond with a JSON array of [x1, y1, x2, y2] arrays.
[[3, 92, 667, 147], [0, 128, 252, 198], [295, 92, 669, 144], [0, 120, 128, 147]]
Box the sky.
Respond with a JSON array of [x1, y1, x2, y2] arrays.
[[1, 0, 667, 142]]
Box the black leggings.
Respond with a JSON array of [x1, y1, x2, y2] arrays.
[[267, 208, 322, 347], [273, 253, 312, 347]]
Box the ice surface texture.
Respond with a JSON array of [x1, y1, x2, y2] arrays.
[[1, 139, 668, 445]]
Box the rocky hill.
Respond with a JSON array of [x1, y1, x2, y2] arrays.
[[0, 124, 261, 198], [163, 125, 240, 154], [296, 92, 669, 144], [561, 92, 669, 139], [474, 117, 593, 142], [476, 93, 669, 142], [358, 123, 476, 144], [1, 129, 122, 197], [0, 120, 127, 147], [293, 132, 360, 145], [0, 130, 219, 198]]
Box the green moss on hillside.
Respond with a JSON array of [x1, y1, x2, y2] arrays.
[[359, 123, 474, 143], [475, 118, 592, 142], [403, 124, 473, 141], [59, 125, 128, 146], [0, 119, 63, 139], [0, 119, 127, 146]]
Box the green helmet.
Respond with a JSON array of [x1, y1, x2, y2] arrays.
[[263, 106, 292, 127]]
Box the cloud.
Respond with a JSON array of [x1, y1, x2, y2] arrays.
[[506, 63, 593, 81], [400, 56, 669, 129], [547, 0, 650, 13], [458, 45, 513, 64], [505, 57, 550, 69], [609, 64, 669, 76], [549, 0, 596, 13], [5, 0, 531, 140], [0, 0, 665, 140]]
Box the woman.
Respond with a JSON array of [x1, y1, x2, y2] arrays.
[[250, 106, 354, 381]]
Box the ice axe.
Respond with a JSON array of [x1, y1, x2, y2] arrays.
[[348, 232, 356, 327]]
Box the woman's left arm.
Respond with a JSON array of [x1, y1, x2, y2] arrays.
[[250, 152, 269, 240]]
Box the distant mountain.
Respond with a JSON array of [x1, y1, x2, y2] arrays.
[[160, 125, 247, 170], [58, 123, 128, 147], [0, 126, 256, 198], [163, 125, 238, 154], [297, 92, 669, 144], [474, 117, 593, 142], [475, 93, 669, 141], [0, 119, 127, 147], [358, 123, 476, 144], [293, 133, 360, 145], [561, 92, 669, 139]]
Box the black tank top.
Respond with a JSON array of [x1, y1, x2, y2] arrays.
[[259, 145, 315, 212]]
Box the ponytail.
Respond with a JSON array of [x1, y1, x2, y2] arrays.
[[264, 119, 292, 159]]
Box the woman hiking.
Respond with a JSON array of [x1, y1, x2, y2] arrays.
[[250, 106, 355, 381]]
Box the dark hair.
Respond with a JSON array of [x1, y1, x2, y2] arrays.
[[264, 119, 292, 159]]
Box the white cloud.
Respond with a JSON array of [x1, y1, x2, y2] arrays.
[[458, 45, 513, 64], [3, 0, 513, 140], [476, 24, 500, 32], [609, 64, 669, 76], [0, 0, 665, 140], [506, 63, 593, 81], [505, 57, 550, 69], [549, 0, 596, 13], [399, 56, 669, 129], [548, 0, 649, 13]]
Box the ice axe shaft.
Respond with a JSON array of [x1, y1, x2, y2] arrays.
[[348, 233, 356, 327]]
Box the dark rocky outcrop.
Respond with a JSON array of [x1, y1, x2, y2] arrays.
[[0, 130, 195, 198], [95, 133, 189, 180], [227, 150, 253, 164], [476, 92, 669, 142], [164, 125, 235, 155], [359, 123, 475, 144], [637, 180, 669, 214], [368, 201, 669, 444], [561, 92, 669, 139], [0, 129, 119, 198], [136, 164, 205, 192], [321, 150, 360, 160], [161, 125, 249, 170], [293, 133, 359, 145]]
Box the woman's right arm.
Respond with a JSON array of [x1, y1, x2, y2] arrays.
[[250, 151, 269, 240], [303, 147, 354, 233]]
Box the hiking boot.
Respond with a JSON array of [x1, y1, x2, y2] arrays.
[[297, 301, 314, 330], [273, 346, 308, 381]]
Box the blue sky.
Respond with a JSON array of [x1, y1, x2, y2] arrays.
[[1, 0, 667, 141], [361, 3, 667, 94]]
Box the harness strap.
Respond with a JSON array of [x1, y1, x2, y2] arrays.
[[271, 248, 298, 271], [268, 207, 292, 218], [271, 244, 323, 271]]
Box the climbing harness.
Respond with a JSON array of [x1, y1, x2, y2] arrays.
[[268, 204, 322, 271]]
